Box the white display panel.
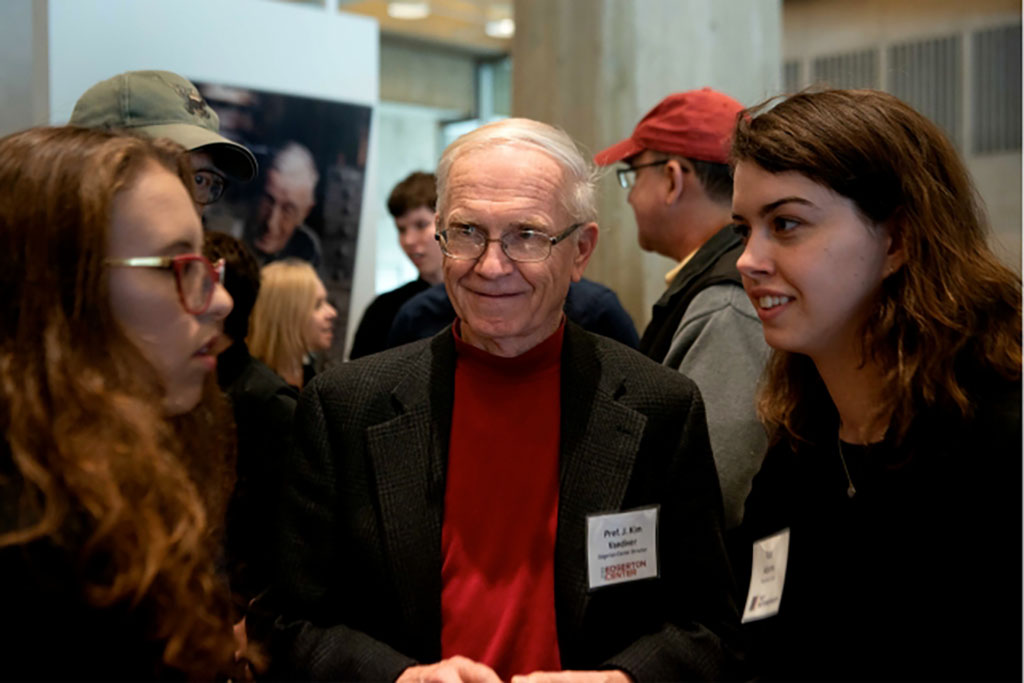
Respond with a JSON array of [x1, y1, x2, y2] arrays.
[[48, 0, 377, 122]]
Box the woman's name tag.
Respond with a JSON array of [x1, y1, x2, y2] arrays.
[[741, 528, 790, 623]]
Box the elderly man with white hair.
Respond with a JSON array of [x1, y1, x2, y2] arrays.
[[249, 141, 323, 267], [264, 118, 742, 682]]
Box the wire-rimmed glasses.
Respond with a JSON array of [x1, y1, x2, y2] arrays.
[[435, 222, 583, 263], [105, 254, 225, 314]]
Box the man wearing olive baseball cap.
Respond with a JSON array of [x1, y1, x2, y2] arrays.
[[70, 70, 257, 210], [594, 87, 767, 529]]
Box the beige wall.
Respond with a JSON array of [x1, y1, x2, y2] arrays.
[[380, 36, 476, 115]]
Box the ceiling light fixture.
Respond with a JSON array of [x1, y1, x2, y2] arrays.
[[484, 17, 514, 38], [387, 1, 429, 20]]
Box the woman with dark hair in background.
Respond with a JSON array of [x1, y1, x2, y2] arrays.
[[0, 126, 244, 679], [729, 89, 1021, 680], [203, 231, 298, 610]]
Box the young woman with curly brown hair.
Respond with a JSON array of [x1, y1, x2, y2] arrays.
[[729, 89, 1021, 680], [0, 126, 245, 679]]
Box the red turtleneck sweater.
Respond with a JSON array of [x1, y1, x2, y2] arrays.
[[440, 321, 564, 679]]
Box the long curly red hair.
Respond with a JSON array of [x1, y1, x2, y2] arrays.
[[0, 126, 239, 678]]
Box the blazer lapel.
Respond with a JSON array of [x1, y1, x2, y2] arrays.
[[365, 332, 456, 661], [556, 324, 647, 641]]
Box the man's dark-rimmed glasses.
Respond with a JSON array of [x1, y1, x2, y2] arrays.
[[192, 169, 227, 206], [616, 159, 670, 190]]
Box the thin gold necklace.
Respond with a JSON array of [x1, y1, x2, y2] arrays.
[[836, 437, 857, 499]]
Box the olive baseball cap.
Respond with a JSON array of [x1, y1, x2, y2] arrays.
[[69, 70, 257, 182]]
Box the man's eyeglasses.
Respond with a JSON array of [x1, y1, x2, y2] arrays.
[[105, 254, 225, 315], [192, 169, 227, 205], [435, 223, 583, 263], [616, 159, 670, 190]]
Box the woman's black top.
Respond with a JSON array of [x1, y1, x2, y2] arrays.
[[731, 373, 1022, 681]]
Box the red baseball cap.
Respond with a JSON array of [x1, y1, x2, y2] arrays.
[[594, 87, 744, 166]]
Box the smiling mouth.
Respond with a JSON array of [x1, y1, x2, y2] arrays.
[[757, 295, 793, 309]]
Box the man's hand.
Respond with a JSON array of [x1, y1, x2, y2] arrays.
[[511, 670, 632, 683], [396, 656, 503, 683]]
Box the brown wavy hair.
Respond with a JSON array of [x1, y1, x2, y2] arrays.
[[731, 89, 1021, 446], [0, 126, 239, 677]]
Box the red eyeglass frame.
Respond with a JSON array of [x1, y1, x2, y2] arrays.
[[104, 254, 225, 315]]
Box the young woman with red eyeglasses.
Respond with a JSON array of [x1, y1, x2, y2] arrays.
[[0, 126, 247, 679]]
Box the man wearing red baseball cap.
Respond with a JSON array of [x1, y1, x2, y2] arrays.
[[594, 87, 767, 529]]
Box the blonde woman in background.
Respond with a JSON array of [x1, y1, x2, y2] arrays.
[[249, 259, 338, 389]]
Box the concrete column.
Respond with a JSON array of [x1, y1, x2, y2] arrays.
[[513, 0, 782, 328], [0, 0, 49, 138]]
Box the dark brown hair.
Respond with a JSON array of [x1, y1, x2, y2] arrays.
[[203, 230, 261, 343], [387, 170, 437, 217], [689, 158, 733, 205], [646, 153, 733, 206], [731, 89, 1021, 446], [0, 126, 239, 677]]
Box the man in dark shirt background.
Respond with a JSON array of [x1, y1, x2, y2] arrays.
[[349, 171, 444, 359]]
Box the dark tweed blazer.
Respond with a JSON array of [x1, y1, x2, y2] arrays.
[[267, 322, 743, 681]]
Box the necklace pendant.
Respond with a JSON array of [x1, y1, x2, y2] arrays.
[[837, 437, 858, 500]]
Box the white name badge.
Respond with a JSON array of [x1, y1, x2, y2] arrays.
[[586, 506, 659, 590], [741, 528, 790, 623]]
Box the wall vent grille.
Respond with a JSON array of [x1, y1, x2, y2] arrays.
[[972, 24, 1021, 154], [812, 49, 879, 89], [888, 35, 963, 147], [783, 60, 801, 93]]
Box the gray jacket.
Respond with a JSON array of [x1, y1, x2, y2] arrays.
[[664, 283, 768, 529]]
